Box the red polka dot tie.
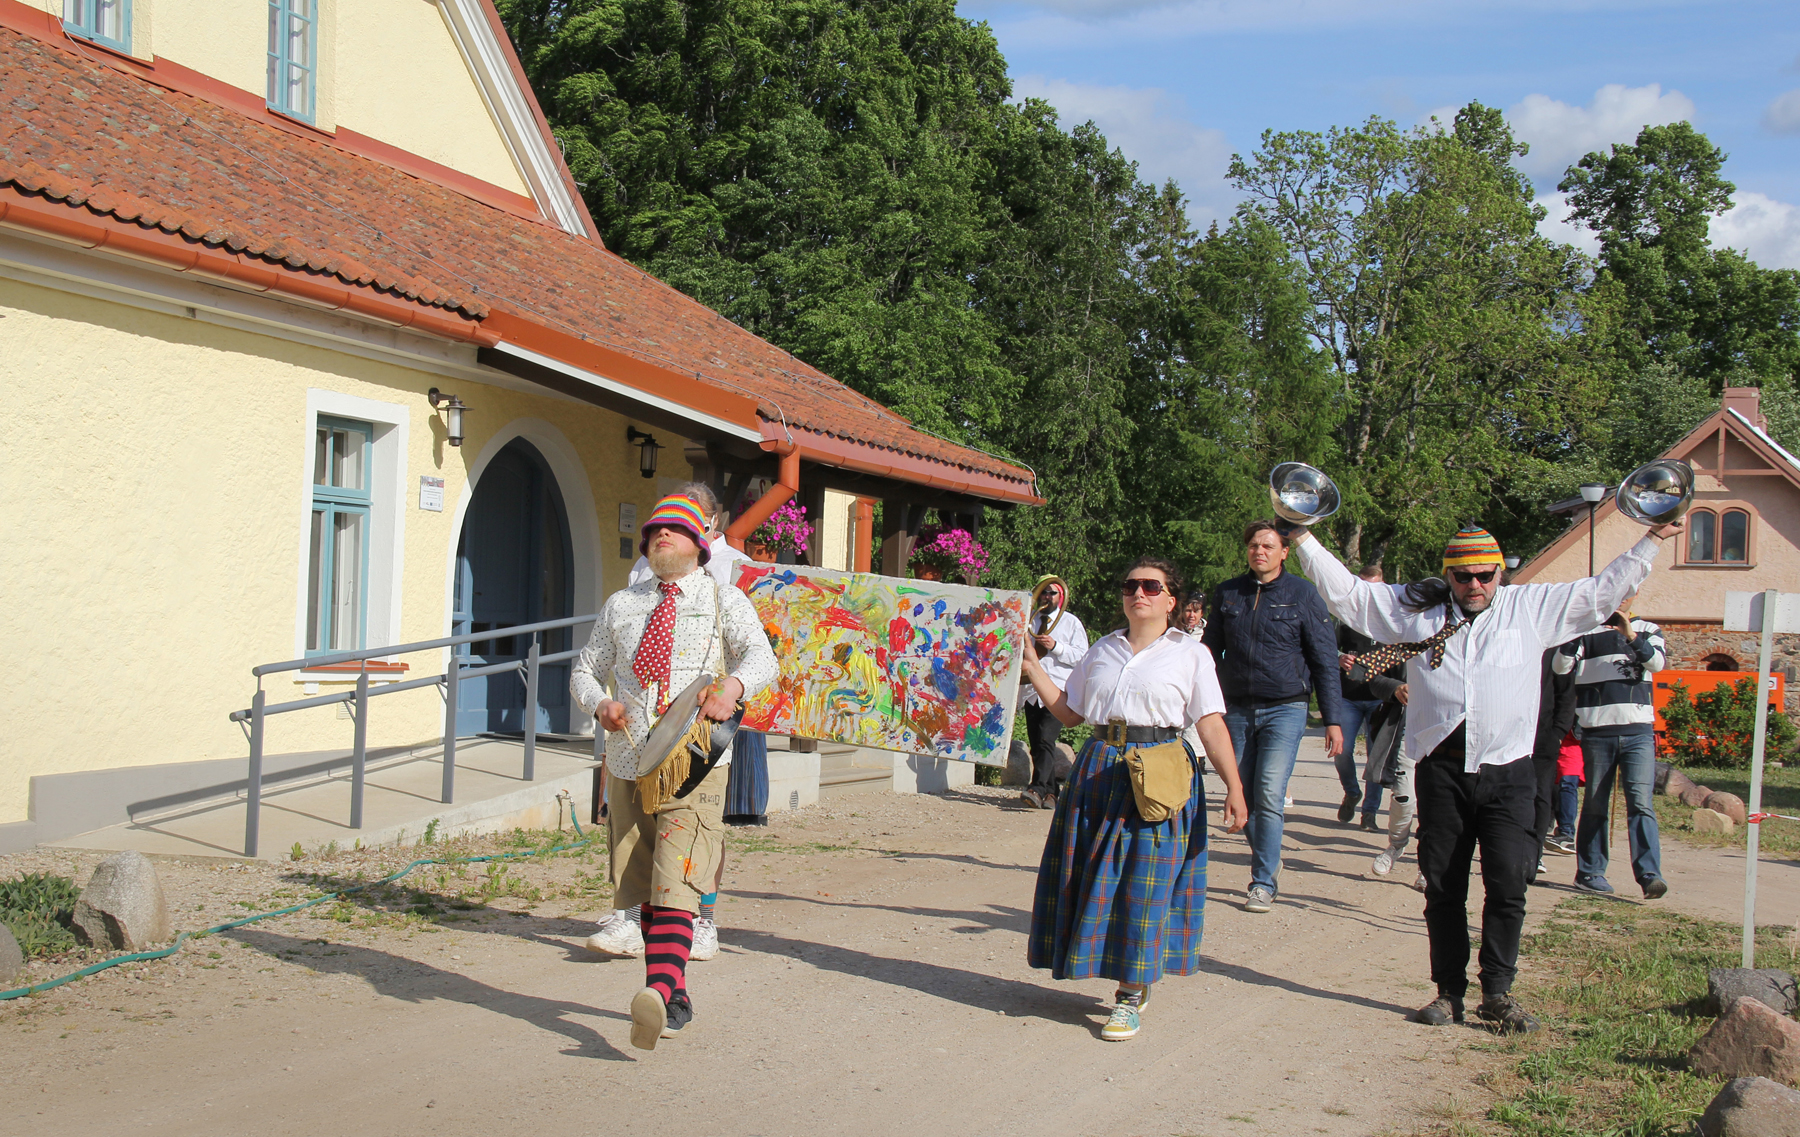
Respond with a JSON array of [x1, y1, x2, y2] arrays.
[[633, 581, 681, 711]]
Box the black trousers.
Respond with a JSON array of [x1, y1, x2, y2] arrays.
[[1532, 755, 1558, 844], [1415, 744, 1538, 999], [1023, 703, 1064, 792]]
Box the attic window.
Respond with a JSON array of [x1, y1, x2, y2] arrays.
[[267, 0, 317, 123], [64, 0, 129, 52], [1684, 507, 1752, 564]]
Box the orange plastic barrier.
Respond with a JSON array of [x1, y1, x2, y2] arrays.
[[1651, 670, 1785, 733]]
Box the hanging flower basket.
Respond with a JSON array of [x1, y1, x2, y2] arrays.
[[910, 527, 988, 585], [748, 502, 812, 562]]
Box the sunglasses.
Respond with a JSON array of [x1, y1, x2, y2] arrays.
[[1449, 568, 1499, 584], [1120, 578, 1168, 597]]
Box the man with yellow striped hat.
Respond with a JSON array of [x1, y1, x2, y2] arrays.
[[571, 491, 777, 1050], [1288, 516, 1682, 1034]]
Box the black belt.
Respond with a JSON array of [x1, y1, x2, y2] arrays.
[[1096, 720, 1179, 747]]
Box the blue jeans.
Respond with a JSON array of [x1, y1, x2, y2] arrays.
[[1576, 733, 1662, 885], [1337, 698, 1387, 814], [1226, 702, 1311, 895], [1554, 774, 1580, 840]]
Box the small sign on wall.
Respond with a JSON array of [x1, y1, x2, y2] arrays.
[[419, 476, 445, 512], [618, 503, 638, 534]]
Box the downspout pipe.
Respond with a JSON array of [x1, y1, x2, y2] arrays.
[[725, 442, 801, 551]]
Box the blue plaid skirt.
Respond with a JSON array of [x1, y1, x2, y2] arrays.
[[1027, 736, 1208, 984]]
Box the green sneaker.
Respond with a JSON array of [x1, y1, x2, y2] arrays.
[[1102, 990, 1146, 1041]]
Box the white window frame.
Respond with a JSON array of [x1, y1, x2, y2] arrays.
[[267, 0, 318, 123], [296, 390, 409, 661], [64, 0, 130, 52]]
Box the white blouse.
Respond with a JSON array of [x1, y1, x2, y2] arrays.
[[1064, 627, 1227, 729]]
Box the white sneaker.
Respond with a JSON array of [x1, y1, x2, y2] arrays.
[[1411, 872, 1427, 894], [1371, 850, 1395, 876], [691, 916, 719, 961], [585, 909, 643, 956]]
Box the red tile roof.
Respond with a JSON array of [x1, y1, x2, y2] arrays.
[[0, 18, 1039, 501]]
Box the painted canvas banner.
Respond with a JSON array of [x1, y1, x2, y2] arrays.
[[734, 565, 1029, 764]]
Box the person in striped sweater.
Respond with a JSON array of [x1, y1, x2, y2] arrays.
[[1552, 593, 1669, 899]]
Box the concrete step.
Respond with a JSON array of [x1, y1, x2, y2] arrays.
[[816, 743, 894, 799], [44, 739, 597, 861]]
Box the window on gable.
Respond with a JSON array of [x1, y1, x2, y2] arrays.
[[1720, 509, 1749, 562], [1684, 507, 1753, 565], [64, 0, 129, 52], [267, 0, 317, 123], [1686, 510, 1716, 563], [307, 417, 372, 653]]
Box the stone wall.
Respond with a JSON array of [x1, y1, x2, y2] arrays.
[[1658, 622, 1800, 725]]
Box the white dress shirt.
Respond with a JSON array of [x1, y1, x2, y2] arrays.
[[570, 566, 778, 780], [1295, 535, 1661, 772], [1021, 610, 1089, 708], [1064, 627, 1227, 729]]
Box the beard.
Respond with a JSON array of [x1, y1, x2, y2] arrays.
[[648, 546, 700, 578]]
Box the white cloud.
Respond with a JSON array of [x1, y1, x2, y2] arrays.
[[1763, 89, 1800, 135], [1712, 192, 1800, 270], [1013, 76, 1238, 225], [1536, 190, 1800, 271], [1505, 84, 1696, 178]]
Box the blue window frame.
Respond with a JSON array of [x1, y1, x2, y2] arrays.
[[267, 0, 317, 122], [64, 0, 130, 52], [307, 416, 373, 654]]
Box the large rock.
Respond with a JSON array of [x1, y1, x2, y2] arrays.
[[1708, 970, 1800, 1018], [1698, 1076, 1800, 1137], [1683, 782, 1718, 809], [1664, 765, 1698, 799], [1654, 761, 1676, 794], [1708, 791, 1751, 825], [0, 924, 21, 985], [1052, 742, 1075, 783], [1696, 809, 1738, 835], [1691, 996, 1800, 1083], [71, 851, 172, 951], [1003, 740, 1032, 787]]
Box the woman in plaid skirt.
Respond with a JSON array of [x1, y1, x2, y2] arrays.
[[1019, 555, 1249, 1041]]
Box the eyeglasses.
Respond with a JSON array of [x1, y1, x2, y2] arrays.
[[1449, 569, 1499, 584], [1120, 578, 1167, 597]]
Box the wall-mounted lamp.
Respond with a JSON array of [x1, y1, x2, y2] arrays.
[[626, 427, 661, 479], [428, 388, 468, 447]]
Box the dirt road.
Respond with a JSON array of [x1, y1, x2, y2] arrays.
[[6, 739, 1791, 1137]]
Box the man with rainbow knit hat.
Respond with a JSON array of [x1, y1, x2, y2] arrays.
[[571, 491, 777, 1050], [1288, 515, 1682, 1034]]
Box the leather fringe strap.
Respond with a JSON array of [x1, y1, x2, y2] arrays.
[[637, 716, 711, 814]]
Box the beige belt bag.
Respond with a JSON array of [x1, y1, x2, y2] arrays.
[[1125, 740, 1194, 823]]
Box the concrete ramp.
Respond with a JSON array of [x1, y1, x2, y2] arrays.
[[45, 739, 597, 861]]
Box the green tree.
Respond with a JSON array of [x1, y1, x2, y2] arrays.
[[1229, 104, 1613, 578]]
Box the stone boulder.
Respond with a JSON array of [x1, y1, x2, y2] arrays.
[[71, 851, 172, 951], [1698, 1076, 1800, 1137], [1053, 742, 1075, 784], [1695, 809, 1738, 835], [1683, 782, 1718, 809], [1691, 996, 1800, 1084], [1664, 765, 1698, 799], [0, 924, 21, 985], [1708, 791, 1751, 825], [1707, 970, 1800, 1018], [1003, 740, 1032, 787]]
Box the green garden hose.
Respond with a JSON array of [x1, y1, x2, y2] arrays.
[[0, 804, 594, 1002]]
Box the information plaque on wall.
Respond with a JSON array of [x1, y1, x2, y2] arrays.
[[418, 476, 445, 512], [619, 502, 638, 534]]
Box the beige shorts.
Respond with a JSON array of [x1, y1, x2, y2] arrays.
[[607, 762, 728, 914]]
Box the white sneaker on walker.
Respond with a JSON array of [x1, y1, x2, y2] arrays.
[[1371, 850, 1396, 876], [691, 916, 719, 961], [585, 908, 643, 955]]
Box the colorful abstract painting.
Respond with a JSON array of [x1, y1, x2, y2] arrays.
[[734, 565, 1029, 764]]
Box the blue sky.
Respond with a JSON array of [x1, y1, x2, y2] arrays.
[[959, 0, 1800, 267]]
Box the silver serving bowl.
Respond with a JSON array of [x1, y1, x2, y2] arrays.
[[1269, 462, 1341, 526]]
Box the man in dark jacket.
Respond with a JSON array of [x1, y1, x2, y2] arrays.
[[1529, 646, 1579, 881], [1204, 520, 1346, 913]]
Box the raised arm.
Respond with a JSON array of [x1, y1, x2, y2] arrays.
[[1291, 532, 1431, 642], [1509, 536, 1661, 647]]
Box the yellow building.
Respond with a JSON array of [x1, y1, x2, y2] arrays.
[[0, 0, 1039, 852]]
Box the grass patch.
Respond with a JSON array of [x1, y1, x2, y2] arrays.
[[1482, 896, 1798, 1136], [1656, 764, 1800, 856], [0, 872, 80, 958]]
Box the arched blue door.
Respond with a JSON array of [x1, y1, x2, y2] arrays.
[[452, 439, 573, 735]]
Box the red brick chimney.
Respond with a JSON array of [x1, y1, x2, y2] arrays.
[[1722, 386, 1767, 431]]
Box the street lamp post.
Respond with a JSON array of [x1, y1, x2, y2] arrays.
[[1578, 483, 1607, 576]]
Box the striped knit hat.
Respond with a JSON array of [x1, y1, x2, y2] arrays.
[[640, 493, 712, 564], [1442, 526, 1504, 570]]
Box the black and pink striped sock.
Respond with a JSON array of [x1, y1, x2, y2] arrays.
[[642, 905, 694, 1003]]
